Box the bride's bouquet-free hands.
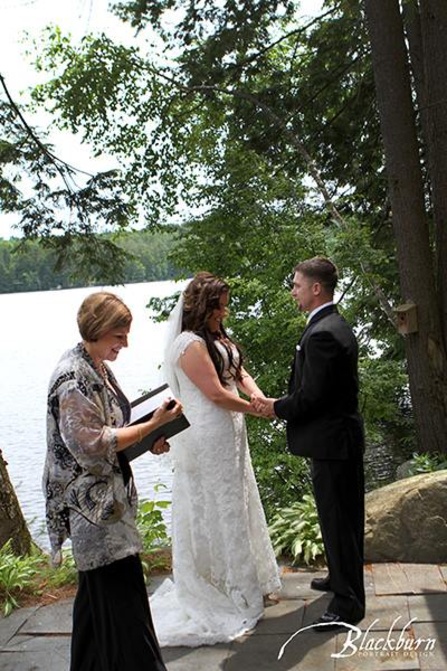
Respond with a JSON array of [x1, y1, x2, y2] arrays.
[[250, 393, 276, 419]]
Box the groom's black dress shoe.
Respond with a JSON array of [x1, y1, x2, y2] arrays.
[[312, 610, 363, 632], [310, 575, 332, 592]]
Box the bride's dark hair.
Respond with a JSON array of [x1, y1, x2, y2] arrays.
[[182, 271, 243, 385]]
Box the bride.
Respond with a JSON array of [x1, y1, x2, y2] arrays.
[[150, 272, 281, 647]]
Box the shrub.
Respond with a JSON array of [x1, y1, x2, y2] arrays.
[[136, 487, 172, 574], [40, 549, 78, 589], [407, 452, 447, 476], [0, 489, 172, 616], [268, 494, 325, 566], [0, 541, 42, 616], [136, 488, 171, 551]]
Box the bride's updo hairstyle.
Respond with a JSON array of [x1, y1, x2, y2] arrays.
[[182, 271, 244, 386]]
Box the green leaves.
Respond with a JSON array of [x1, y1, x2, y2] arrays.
[[0, 227, 177, 292], [4, 0, 421, 485], [0, 541, 42, 616], [268, 494, 325, 566], [33, 30, 144, 137], [0, 76, 142, 283], [406, 452, 447, 476], [136, 488, 171, 553], [0, 487, 171, 617]]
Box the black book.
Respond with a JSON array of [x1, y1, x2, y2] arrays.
[[124, 383, 190, 461]]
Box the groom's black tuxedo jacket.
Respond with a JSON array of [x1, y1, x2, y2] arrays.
[[274, 305, 364, 460]]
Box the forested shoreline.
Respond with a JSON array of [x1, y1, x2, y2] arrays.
[[0, 229, 178, 293]]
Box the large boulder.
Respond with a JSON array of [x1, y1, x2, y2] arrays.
[[364, 470, 447, 563]]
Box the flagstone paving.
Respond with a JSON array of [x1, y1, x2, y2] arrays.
[[0, 563, 446, 670]]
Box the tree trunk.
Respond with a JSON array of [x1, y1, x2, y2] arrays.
[[0, 449, 33, 556], [364, 0, 447, 452], [418, 0, 447, 344], [402, 0, 447, 346]]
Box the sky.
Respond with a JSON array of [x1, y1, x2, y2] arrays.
[[0, 0, 322, 238], [0, 0, 129, 93], [0, 0, 124, 237]]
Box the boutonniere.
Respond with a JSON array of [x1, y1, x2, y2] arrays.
[[296, 344, 301, 351]]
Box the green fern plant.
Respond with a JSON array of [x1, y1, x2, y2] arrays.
[[0, 489, 173, 617], [268, 494, 325, 566], [42, 549, 77, 589], [0, 541, 42, 616]]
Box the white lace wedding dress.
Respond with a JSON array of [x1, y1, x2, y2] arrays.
[[150, 331, 281, 647]]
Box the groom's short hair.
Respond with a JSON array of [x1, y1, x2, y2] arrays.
[[295, 257, 338, 293]]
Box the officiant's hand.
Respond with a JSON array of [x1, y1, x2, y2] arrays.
[[151, 436, 171, 455], [153, 398, 183, 426]]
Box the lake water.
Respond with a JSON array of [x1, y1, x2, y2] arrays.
[[1, 280, 187, 549], [2, 281, 408, 552]]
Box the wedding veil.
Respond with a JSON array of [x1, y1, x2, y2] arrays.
[[162, 290, 185, 398]]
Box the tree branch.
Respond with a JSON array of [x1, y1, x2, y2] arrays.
[[151, 67, 396, 324], [0, 73, 95, 189]]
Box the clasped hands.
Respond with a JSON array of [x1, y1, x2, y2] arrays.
[[250, 392, 277, 419]]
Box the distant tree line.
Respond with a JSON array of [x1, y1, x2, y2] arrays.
[[0, 228, 179, 293]]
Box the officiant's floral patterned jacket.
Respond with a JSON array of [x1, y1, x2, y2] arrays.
[[43, 343, 141, 570]]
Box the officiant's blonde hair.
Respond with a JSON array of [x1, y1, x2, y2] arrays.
[[77, 291, 132, 342]]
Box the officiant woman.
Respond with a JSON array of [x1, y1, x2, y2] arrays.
[[42, 290, 182, 671]]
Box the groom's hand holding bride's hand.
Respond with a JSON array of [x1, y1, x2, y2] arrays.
[[251, 393, 276, 419]]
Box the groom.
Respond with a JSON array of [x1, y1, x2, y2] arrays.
[[253, 256, 365, 630]]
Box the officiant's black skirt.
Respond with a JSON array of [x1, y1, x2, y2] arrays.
[[70, 554, 166, 671]]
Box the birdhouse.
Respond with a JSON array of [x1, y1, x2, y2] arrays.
[[393, 303, 418, 334]]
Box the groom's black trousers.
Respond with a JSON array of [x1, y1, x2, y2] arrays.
[[311, 450, 365, 620]]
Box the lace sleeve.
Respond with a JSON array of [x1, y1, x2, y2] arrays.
[[170, 331, 204, 362], [165, 331, 204, 396]]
